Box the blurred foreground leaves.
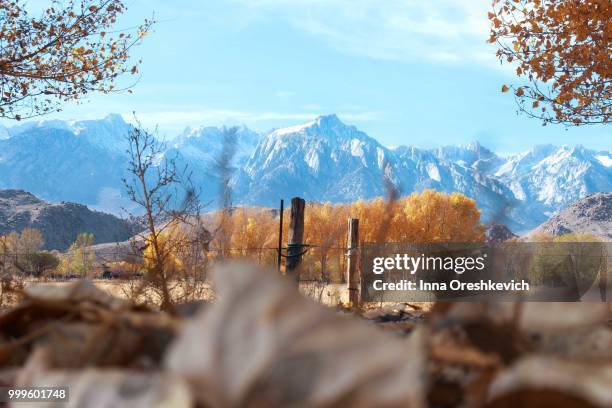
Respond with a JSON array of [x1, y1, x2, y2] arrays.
[[0, 265, 609, 407]]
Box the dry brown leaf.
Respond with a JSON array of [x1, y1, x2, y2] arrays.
[[431, 302, 609, 333], [530, 326, 612, 363], [15, 348, 192, 408], [517, 303, 609, 332], [429, 303, 528, 363], [24, 280, 131, 311], [431, 343, 501, 370], [0, 281, 178, 370], [166, 262, 428, 408], [487, 356, 612, 408]]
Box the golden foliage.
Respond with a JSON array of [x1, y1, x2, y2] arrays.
[[0, 0, 152, 120], [489, 0, 610, 125], [142, 220, 211, 279], [59, 233, 95, 276], [208, 190, 485, 281], [143, 222, 187, 277]]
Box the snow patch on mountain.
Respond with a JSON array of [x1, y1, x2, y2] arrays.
[[426, 163, 441, 182], [235, 116, 610, 232], [270, 121, 316, 137], [172, 124, 261, 169], [0, 113, 609, 233], [596, 154, 612, 168]]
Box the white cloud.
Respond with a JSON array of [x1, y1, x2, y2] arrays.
[[233, 0, 498, 66]]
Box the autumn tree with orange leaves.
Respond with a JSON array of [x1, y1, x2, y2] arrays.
[[0, 0, 152, 120], [206, 191, 485, 282], [489, 0, 610, 125]]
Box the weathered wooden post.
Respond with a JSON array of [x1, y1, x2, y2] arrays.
[[276, 199, 284, 273], [286, 197, 305, 281], [346, 218, 360, 309]]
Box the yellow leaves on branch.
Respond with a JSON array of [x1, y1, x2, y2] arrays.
[[347, 190, 485, 243], [143, 224, 185, 277], [0, 0, 153, 121], [211, 189, 485, 254], [325, 190, 473, 241], [488, 0, 611, 125], [205, 190, 485, 281]]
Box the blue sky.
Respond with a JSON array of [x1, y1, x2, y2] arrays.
[[10, 0, 609, 153]]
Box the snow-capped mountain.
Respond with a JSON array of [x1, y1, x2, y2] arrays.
[[235, 116, 519, 228], [0, 113, 609, 232], [8, 113, 131, 153], [234, 115, 609, 231], [0, 122, 129, 213], [166, 124, 263, 204], [234, 114, 395, 204], [494, 145, 611, 211], [172, 124, 260, 166]]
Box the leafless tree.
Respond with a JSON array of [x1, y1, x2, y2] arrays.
[[122, 116, 202, 311]]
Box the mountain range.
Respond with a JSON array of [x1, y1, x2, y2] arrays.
[[0, 114, 610, 233]]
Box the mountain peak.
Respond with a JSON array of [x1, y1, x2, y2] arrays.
[[269, 114, 349, 138], [568, 144, 589, 157], [466, 140, 483, 151], [0, 189, 41, 205], [314, 114, 343, 127]]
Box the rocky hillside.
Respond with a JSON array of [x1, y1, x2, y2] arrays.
[[528, 192, 611, 240], [0, 189, 136, 251], [485, 224, 517, 243]]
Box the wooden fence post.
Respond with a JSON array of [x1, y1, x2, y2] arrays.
[[347, 218, 360, 309], [286, 197, 305, 281], [276, 199, 284, 273]]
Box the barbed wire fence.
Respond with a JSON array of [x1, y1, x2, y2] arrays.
[[0, 244, 354, 282], [2, 197, 609, 307]]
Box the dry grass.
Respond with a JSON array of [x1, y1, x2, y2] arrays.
[[19, 279, 435, 310]]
